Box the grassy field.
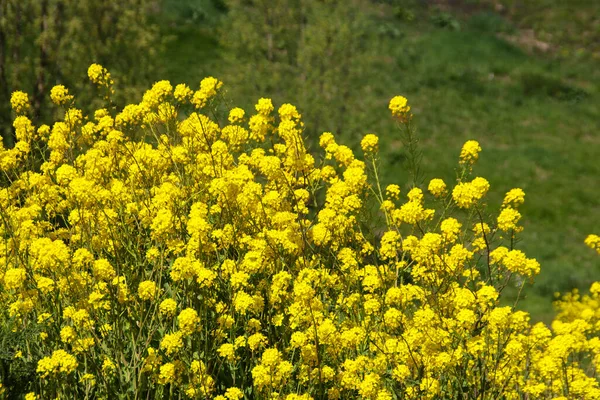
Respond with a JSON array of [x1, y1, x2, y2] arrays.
[[156, 1, 599, 320]]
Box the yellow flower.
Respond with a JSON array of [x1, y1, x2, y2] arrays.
[[60, 326, 77, 343], [502, 188, 526, 209], [36, 350, 78, 378], [177, 308, 200, 335], [389, 95, 411, 117], [138, 280, 157, 300], [497, 207, 522, 232], [459, 140, 482, 165], [36, 276, 55, 293], [234, 290, 255, 315], [174, 83, 193, 103], [385, 184, 401, 199], [102, 357, 116, 376], [88, 63, 113, 87], [255, 98, 274, 115], [501, 250, 540, 277], [192, 77, 223, 108], [3, 268, 26, 290], [160, 331, 183, 356], [80, 373, 96, 386], [228, 107, 245, 124], [247, 333, 267, 351], [261, 348, 280, 367], [452, 177, 489, 208], [428, 178, 447, 197], [10, 91, 29, 114], [441, 217, 462, 242], [50, 85, 74, 105], [142, 80, 173, 108], [584, 234, 600, 254], [218, 343, 237, 362], [93, 258, 116, 281], [158, 362, 176, 384], [224, 387, 244, 400], [360, 134, 379, 153]]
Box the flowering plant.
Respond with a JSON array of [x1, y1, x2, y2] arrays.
[[1, 66, 599, 399]]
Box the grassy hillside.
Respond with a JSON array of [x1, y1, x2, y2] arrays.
[[156, 0, 600, 320]]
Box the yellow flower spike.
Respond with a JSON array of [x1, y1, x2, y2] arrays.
[[385, 184, 401, 199], [158, 362, 177, 385], [36, 350, 78, 378], [177, 308, 200, 335], [389, 95, 411, 118], [585, 234, 600, 255], [428, 178, 447, 197], [192, 77, 223, 109], [360, 133, 379, 154], [255, 97, 274, 116], [452, 177, 490, 208], [88, 63, 113, 88], [3, 268, 26, 290], [10, 90, 29, 114], [142, 80, 173, 109], [278, 103, 301, 121], [224, 387, 244, 400], [502, 188, 526, 209], [137, 280, 157, 301], [159, 298, 178, 317], [228, 107, 245, 124], [174, 83, 193, 103], [160, 331, 183, 356], [497, 207, 523, 232], [37, 124, 50, 140], [50, 85, 74, 106], [218, 343, 237, 362], [459, 140, 482, 166]]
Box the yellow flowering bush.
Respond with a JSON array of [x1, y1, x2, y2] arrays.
[[1, 65, 599, 399]]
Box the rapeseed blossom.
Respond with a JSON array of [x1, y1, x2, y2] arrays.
[[459, 139, 482, 165], [10, 91, 29, 114], [388, 95, 410, 117], [361, 133, 379, 153], [88, 63, 113, 88], [138, 280, 157, 300], [0, 65, 598, 400], [49, 85, 74, 105], [427, 178, 447, 197]]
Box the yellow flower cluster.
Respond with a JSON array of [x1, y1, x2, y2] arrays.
[[138, 280, 157, 300], [498, 187, 526, 233], [452, 176, 490, 208], [459, 139, 482, 165], [1, 66, 598, 399], [427, 178, 447, 197], [50, 85, 74, 106], [360, 133, 379, 153], [585, 234, 600, 255], [87, 63, 113, 88], [228, 107, 245, 124], [10, 90, 29, 114], [36, 349, 78, 378], [388, 95, 410, 118], [192, 76, 223, 108]]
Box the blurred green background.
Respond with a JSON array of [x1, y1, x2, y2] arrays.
[[1, 0, 598, 320]]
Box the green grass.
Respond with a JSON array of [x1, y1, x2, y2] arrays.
[[157, 1, 600, 320]]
